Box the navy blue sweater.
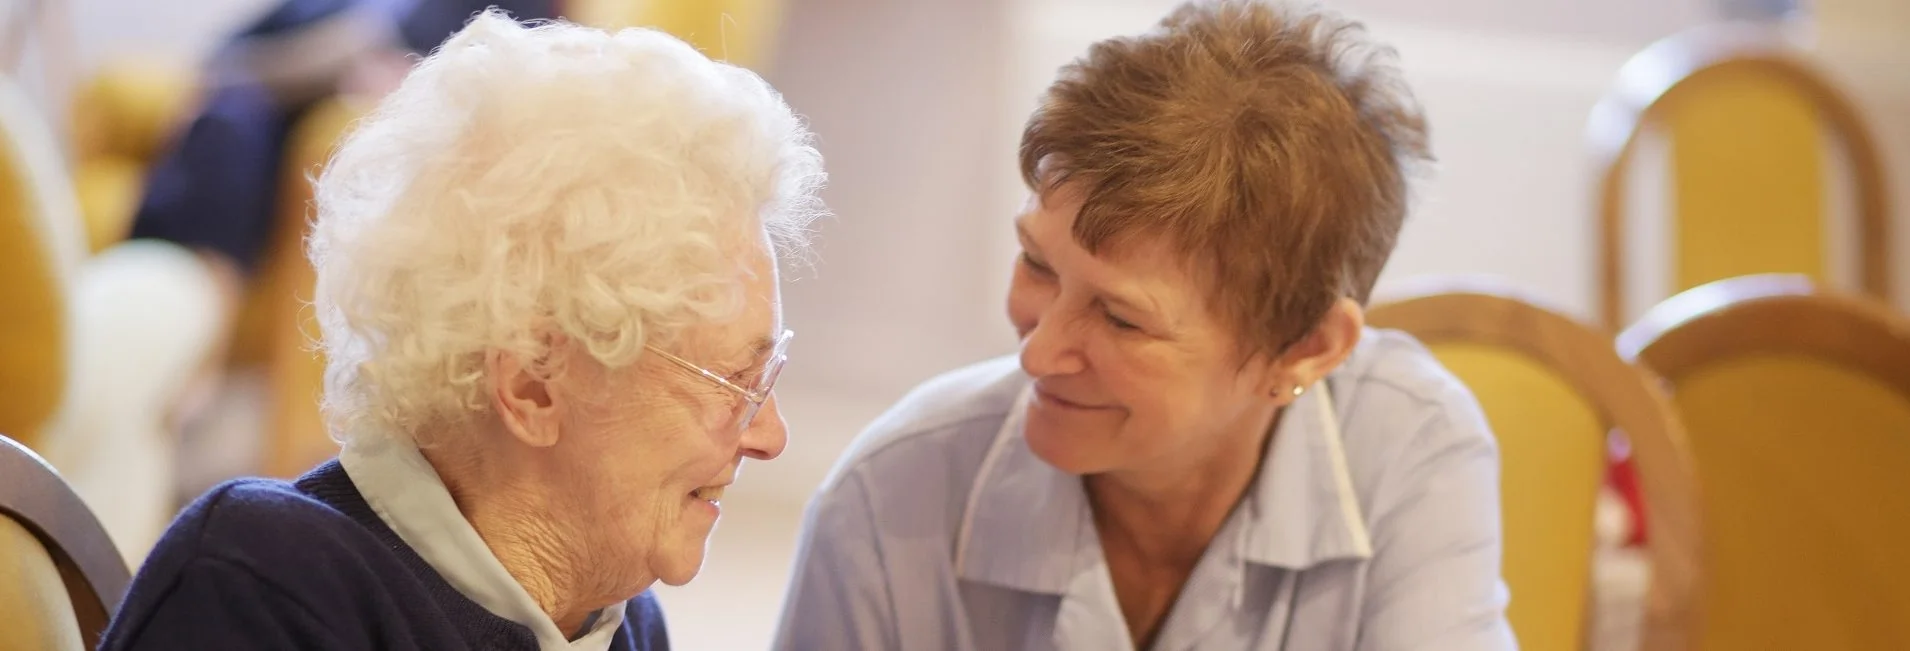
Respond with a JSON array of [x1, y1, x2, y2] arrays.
[[99, 461, 671, 650]]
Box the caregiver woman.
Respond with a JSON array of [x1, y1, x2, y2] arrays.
[[773, 1, 1514, 649]]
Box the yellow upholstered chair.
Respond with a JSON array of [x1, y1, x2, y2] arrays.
[[1370, 279, 1701, 651], [0, 74, 88, 450], [67, 60, 198, 252], [1619, 274, 1910, 651], [231, 96, 365, 477], [1589, 23, 1891, 330], [0, 435, 132, 650], [568, 0, 784, 70]]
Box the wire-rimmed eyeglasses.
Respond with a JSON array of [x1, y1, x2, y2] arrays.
[[646, 329, 792, 431]]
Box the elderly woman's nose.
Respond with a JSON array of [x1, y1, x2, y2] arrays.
[[740, 395, 789, 460]]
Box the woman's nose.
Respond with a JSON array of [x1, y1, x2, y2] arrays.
[[1018, 310, 1087, 378], [740, 394, 789, 460]]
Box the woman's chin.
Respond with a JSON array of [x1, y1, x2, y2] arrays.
[[655, 570, 698, 588], [1025, 425, 1113, 476], [653, 545, 709, 587]]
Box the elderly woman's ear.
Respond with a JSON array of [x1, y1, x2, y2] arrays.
[[1264, 297, 1366, 399], [487, 335, 573, 449]]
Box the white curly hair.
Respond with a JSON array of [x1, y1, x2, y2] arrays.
[[308, 11, 825, 446]]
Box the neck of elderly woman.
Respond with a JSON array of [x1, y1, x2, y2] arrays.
[[422, 437, 642, 636]]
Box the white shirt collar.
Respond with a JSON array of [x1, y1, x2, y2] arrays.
[[340, 436, 626, 651]]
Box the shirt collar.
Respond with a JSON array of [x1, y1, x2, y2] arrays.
[[954, 380, 1373, 594], [1241, 377, 1374, 567], [340, 436, 626, 651]]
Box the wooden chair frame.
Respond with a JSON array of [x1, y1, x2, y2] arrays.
[[1618, 274, 1910, 650], [1370, 278, 1703, 651], [1588, 22, 1893, 331], [1618, 273, 1910, 399], [0, 434, 131, 649]]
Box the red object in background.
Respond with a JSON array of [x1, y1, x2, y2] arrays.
[[1607, 431, 1649, 547]]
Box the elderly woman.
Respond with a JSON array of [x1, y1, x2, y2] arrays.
[[775, 1, 1511, 650], [100, 11, 822, 651]]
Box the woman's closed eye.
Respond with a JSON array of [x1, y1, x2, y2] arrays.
[[1019, 252, 1055, 276], [1103, 308, 1141, 331]]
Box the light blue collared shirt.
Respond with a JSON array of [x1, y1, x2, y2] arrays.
[[773, 329, 1515, 651]]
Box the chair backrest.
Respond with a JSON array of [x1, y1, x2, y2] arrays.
[[1619, 274, 1910, 651], [1370, 279, 1701, 651], [1589, 23, 1891, 331], [0, 434, 132, 650], [0, 74, 87, 448]]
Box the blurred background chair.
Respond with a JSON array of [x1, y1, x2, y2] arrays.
[[1589, 22, 1892, 331], [0, 70, 87, 452], [0, 434, 132, 651], [1619, 274, 1910, 651], [66, 60, 196, 253], [1370, 278, 1702, 651]]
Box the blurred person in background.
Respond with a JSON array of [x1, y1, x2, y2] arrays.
[[97, 9, 823, 650], [131, 0, 558, 300], [774, 1, 1514, 649]]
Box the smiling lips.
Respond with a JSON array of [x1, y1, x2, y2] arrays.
[[1034, 386, 1112, 411]]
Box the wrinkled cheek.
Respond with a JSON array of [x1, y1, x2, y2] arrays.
[[592, 488, 663, 570], [698, 403, 733, 436]]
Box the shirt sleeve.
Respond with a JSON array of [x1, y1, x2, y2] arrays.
[[771, 470, 900, 651], [99, 555, 353, 650], [1356, 407, 1518, 651]]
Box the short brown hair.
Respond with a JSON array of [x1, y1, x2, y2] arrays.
[[1020, 0, 1430, 355]]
